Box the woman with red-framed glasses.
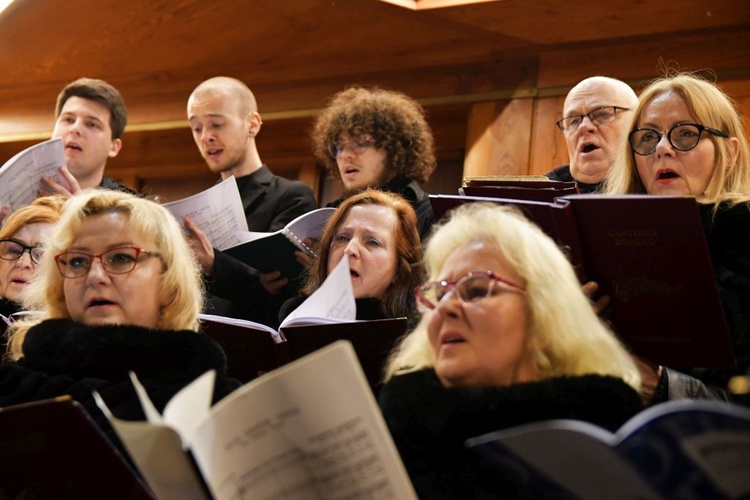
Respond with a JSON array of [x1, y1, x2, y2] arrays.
[[1, 190, 241, 459], [379, 202, 641, 498]]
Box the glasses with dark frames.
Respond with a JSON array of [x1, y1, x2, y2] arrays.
[[415, 270, 525, 311], [55, 246, 161, 278], [629, 123, 728, 156], [556, 106, 630, 135], [0, 239, 45, 265]]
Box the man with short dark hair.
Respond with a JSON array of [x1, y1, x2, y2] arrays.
[[547, 76, 638, 193], [43, 78, 136, 195]]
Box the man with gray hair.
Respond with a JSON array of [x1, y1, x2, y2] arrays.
[[547, 76, 638, 193]]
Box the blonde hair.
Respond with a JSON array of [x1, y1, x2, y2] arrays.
[[383, 203, 641, 391], [605, 72, 750, 205], [6, 190, 204, 360]]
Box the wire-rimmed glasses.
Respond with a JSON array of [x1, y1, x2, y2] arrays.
[[556, 106, 630, 135], [328, 136, 374, 158], [415, 270, 525, 311]]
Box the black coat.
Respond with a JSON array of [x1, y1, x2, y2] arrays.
[[663, 203, 750, 405], [545, 164, 603, 194], [0, 319, 242, 451], [379, 369, 642, 499], [207, 166, 317, 326]]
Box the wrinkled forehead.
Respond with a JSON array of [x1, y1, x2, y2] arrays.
[[564, 80, 629, 114]]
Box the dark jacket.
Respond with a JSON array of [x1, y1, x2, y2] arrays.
[[655, 203, 750, 405], [379, 369, 642, 499], [207, 166, 317, 326], [99, 175, 139, 195], [0, 319, 241, 450], [545, 164, 602, 194], [327, 176, 436, 243], [0, 297, 21, 319]]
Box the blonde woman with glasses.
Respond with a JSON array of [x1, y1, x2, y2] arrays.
[[379, 202, 641, 498], [605, 72, 750, 405], [0, 190, 240, 448]]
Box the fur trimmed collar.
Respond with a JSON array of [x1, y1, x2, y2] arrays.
[[380, 369, 642, 445], [20, 319, 228, 382]]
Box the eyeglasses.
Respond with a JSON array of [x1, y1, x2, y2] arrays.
[[629, 123, 728, 156], [328, 136, 374, 157], [415, 270, 525, 311], [556, 106, 630, 135], [0, 239, 45, 265], [55, 246, 161, 278]]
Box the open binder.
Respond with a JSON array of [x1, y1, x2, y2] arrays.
[[200, 314, 408, 388], [430, 193, 734, 368]]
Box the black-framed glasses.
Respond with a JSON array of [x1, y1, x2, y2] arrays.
[[328, 136, 374, 157], [629, 123, 728, 156], [0, 239, 45, 265], [55, 246, 161, 278], [556, 106, 631, 135], [415, 270, 526, 311]]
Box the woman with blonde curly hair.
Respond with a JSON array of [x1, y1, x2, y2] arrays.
[[311, 86, 437, 241], [1, 190, 240, 446], [380, 202, 641, 498]]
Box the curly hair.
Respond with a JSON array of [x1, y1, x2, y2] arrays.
[[311, 86, 436, 185]]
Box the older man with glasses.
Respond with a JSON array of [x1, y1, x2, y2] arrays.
[[547, 76, 638, 193]]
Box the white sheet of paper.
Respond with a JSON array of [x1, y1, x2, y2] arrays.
[[280, 254, 356, 328], [163, 176, 248, 250], [0, 138, 66, 211]]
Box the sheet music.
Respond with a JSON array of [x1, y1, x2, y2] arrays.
[[163, 176, 248, 250], [190, 342, 417, 500], [0, 138, 66, 211], [280, 254, 356, 328]]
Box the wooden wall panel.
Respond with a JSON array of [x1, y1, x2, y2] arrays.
[[529, 95, 567, 175], [463, 99, 533, 178]]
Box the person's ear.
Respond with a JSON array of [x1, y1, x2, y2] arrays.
[[725, 137, 740, 170], [108, 138, 123, 158], [248, 111, 263, 138]]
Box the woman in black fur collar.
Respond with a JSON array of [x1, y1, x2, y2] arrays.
[[0, 190, 241, 443], [379, 203, 642, 498]]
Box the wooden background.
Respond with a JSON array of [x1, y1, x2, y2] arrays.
[[0, 0, 748, 204]]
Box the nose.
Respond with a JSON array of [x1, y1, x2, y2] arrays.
[[654, 132, 673, 156], [68, 117, 84, 136], [435, 287, 462, 317], [577, 115, 597, 133], [338, 144, 355, 159], [14, 251, 34, 269], [344, 238, 361, 258], [85, 257, 110, 284], [199, 128, 215, 144]]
